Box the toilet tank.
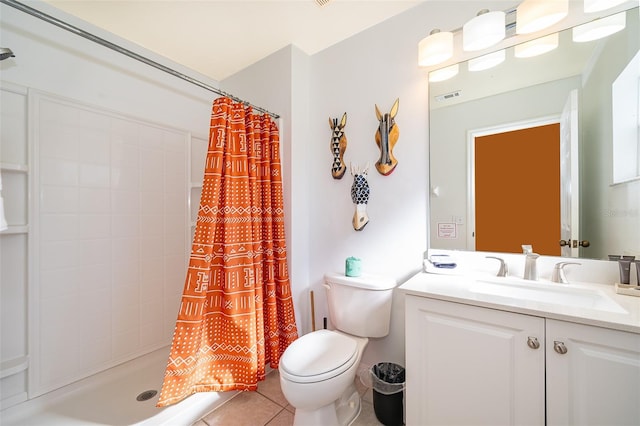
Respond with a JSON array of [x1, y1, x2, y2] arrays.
[[324, 272, 396, 338]]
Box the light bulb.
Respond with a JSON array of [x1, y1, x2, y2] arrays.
[[516, 0, 569, 34], [514, 33, 559, 58], [468, 50, 506, 71], [429, 64, 459, 82], [573, 12, 626, 42], [419, 30, 454, 66], [463, 10, 506, 52]]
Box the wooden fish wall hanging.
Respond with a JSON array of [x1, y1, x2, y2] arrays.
[[374, 98, 399, 176], [329, 113, 348, 179]]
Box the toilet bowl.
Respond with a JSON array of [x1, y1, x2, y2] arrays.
[[280, 329, 368, 425], [279, 272, 395, 426]]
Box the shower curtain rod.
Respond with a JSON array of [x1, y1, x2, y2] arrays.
[[1, 0, 280, 119]]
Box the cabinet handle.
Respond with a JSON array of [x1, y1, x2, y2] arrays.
[[554, 341, 568, 354], [527, 336, 540, 349]]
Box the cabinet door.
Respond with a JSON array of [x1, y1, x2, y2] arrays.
[[406, 296, 545, 425], [546, 319, 640, 426]]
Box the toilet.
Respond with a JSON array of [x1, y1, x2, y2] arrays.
[[279, 272, 396, 426]]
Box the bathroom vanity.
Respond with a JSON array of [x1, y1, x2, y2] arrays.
[[400, 272, 640, 426]]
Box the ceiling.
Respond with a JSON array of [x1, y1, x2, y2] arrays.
[[42, 0, 428, 81]]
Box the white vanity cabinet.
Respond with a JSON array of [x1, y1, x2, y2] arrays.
[[546, 319, 640, 425], [405, 295, 640, 426], [405, 296, 545, 425]]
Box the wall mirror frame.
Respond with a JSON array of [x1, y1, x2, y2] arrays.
[[428, 4, 639, 260]]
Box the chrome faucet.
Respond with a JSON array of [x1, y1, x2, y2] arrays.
[[551, 262, 581, 283], [523, 253, 540, 280], [486, 256, 508, 277]]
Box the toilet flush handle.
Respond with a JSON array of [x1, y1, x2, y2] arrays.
[[323, 283, 331, 290]]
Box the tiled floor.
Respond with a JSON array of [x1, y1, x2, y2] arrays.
[[193, 369, 385, 426]]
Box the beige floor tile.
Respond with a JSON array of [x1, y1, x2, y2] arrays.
[[361, 387, 374, 405], [194, 375, 395, 426], [265, 408, 294, 426], [355, 375, 369, 397], [353, 400, 384, 426], [200, 391, 281, 426], [263, 399, 381, 426], [257, 370, 289, 407]]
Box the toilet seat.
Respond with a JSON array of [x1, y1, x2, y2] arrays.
[[280, 330, 358, 384]]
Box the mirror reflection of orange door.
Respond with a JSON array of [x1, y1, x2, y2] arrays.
[[474, 124, 561, 255]]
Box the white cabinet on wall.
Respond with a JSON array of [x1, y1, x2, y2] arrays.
[[406, 295, 640, 426]]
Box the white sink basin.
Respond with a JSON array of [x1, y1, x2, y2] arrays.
[[470, 278, 627, 314]]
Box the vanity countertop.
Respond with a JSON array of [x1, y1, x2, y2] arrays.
[[399, 271, 640, 334]]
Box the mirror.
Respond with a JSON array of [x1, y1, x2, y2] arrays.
[[429, 7, 639, 260]]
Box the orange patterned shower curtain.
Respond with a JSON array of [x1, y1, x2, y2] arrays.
[[157, 97, 298, 407]]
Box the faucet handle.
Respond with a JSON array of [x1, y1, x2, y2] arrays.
[[551, 262, 581, 284], [486, 256, 508, 277]]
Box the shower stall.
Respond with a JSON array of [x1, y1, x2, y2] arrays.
[[0, 0, 261, 422]]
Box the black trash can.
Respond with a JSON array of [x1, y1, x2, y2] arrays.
[[370, 362, 405, 426]]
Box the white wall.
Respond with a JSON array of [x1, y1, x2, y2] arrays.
[[225, 1, 520, 368], [307, 1, 526, 368], [222, 45, 312, 335]]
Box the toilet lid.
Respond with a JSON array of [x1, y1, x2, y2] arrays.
[[280, 330, 358, 382]]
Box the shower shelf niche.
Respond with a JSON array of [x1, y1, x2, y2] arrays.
[[0, 357, 29, 379], [0, 162, 28, 173]]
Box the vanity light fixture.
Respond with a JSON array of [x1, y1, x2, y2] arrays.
[[463, 9, 506, 51], [516, 0, 569, 34], [428, 63, 459, 82], [468, 50, 506, 71], [572, 11, 626, 42], [584, 0, 628, 13], [418, 29, 454, 66], [514, 32, 559, 57]]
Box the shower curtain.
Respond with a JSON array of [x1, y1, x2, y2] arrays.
[[157, 97, 298, 407]]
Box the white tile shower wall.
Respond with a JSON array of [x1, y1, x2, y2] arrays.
[[1, 83, 30, 408], [32, 92, 189, 397], [188, 136, 207, 244], [0, 234, 29, 406]]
